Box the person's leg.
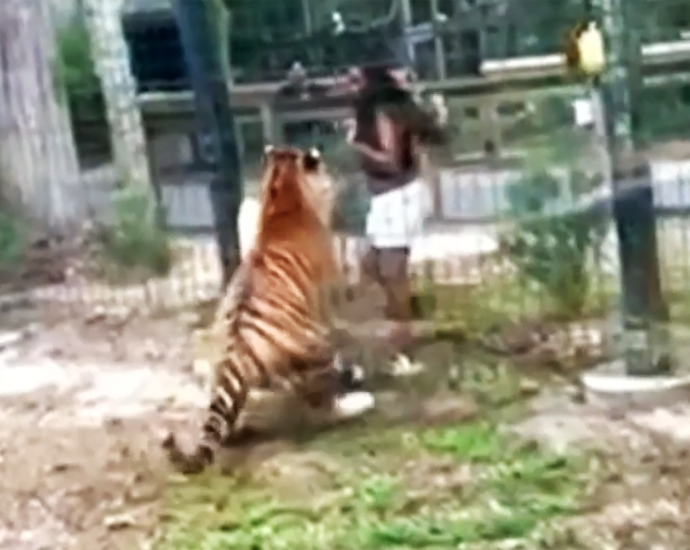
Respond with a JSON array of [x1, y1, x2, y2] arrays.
[[376, 246, 417, 352], [357, 241, 415, 348], [376, 177, 434, 354], [378, 246, 413, 322], [361, 244, 422, 321], [362, 186, 417, 348], [360, 245, 381, 286]]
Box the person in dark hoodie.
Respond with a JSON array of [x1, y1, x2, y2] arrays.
[[346, 63, 446, 359]]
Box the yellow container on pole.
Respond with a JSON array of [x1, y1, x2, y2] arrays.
[[564, 21, 606, 78]]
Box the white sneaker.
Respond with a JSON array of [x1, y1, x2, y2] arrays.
[[333, 391, 376, 418], [389, 353, 425, 377]]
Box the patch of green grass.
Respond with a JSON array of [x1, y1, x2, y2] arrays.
[[156, 422, 590, 550], [0, 206, 26, 267], [97, 187, 173, 283]]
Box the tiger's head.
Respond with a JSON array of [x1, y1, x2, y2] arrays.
[[299, 147, 337, 227], [257, 145, 335, 223], [256, 145, 336, 242]]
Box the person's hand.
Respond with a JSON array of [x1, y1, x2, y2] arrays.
[[389, 68, 411, 89]]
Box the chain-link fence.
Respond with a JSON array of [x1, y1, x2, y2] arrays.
[[4, 1, 690, 548], [0, 0, 689, 370]]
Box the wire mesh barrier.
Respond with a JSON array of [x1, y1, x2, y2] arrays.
[[0, 0, 686, 360], [4, 0, 690, 548], [0, 0, 684, 365]]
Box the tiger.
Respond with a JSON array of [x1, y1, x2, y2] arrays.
[[237, 144, 337, 261], [163, 145, 375, 475]]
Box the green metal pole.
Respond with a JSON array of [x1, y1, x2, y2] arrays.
[[594, 0, 671, 375], [172, 0, 243, 288]]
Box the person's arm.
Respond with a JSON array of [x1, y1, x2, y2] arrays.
[[376, 110, 397, 158], [346, 111, 397, 167]]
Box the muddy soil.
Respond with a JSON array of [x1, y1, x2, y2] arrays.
[[0, 311, 202, 550], [3, 306, 690, 550], [0, 306, 475, 550]]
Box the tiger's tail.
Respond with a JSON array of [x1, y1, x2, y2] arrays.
[[163, 358, 249, 475]]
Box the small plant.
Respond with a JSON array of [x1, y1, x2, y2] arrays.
[[54, 14, 110, 163], [99, 187, 172, 280], [502, 164, 608, 318], [0, 207, 25, 267], [55, 15, 99, 99]]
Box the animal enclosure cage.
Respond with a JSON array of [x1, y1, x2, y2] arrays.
[[0, 0, 689, 379]]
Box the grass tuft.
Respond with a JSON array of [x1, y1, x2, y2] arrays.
[[156, 422, 590, 550]]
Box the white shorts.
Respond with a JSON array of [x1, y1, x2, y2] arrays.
[[365, 178, 432, 248]]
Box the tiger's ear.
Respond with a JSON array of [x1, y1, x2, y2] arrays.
[[303, 147, 321, 172], [262, 144, 275, 165]]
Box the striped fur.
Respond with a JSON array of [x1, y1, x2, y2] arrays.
[[238, 148, 336, 261], [163, 146, 370, 475]]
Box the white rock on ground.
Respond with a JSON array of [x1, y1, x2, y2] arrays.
[[510, 391, 690, 455]]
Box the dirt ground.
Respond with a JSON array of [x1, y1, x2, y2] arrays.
[[3, 305, 690, 550], [0, 309, 201, 550], [0, 305, 475, 550]]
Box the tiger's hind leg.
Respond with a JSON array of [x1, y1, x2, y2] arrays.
[[162, 374, 249, 475]]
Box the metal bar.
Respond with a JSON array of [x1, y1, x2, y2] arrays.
[[171, 0, 243, 287], [301, 0, 312, 34], [138, 69, 690, 120], [132, 38, 690, 103], [400, 0, 416, 64], [135, 39, 690, 114], [482, 40, 690, 78], [595, 0, 671, 375], [429, 0, 447, 79]]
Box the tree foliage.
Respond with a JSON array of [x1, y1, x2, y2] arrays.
[[55, 12, 110, 165], [53, 0, 690, 149]]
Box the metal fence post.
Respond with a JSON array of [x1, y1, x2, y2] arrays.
[[595, 0, 671, 374], [171, 0, 243, 287]]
